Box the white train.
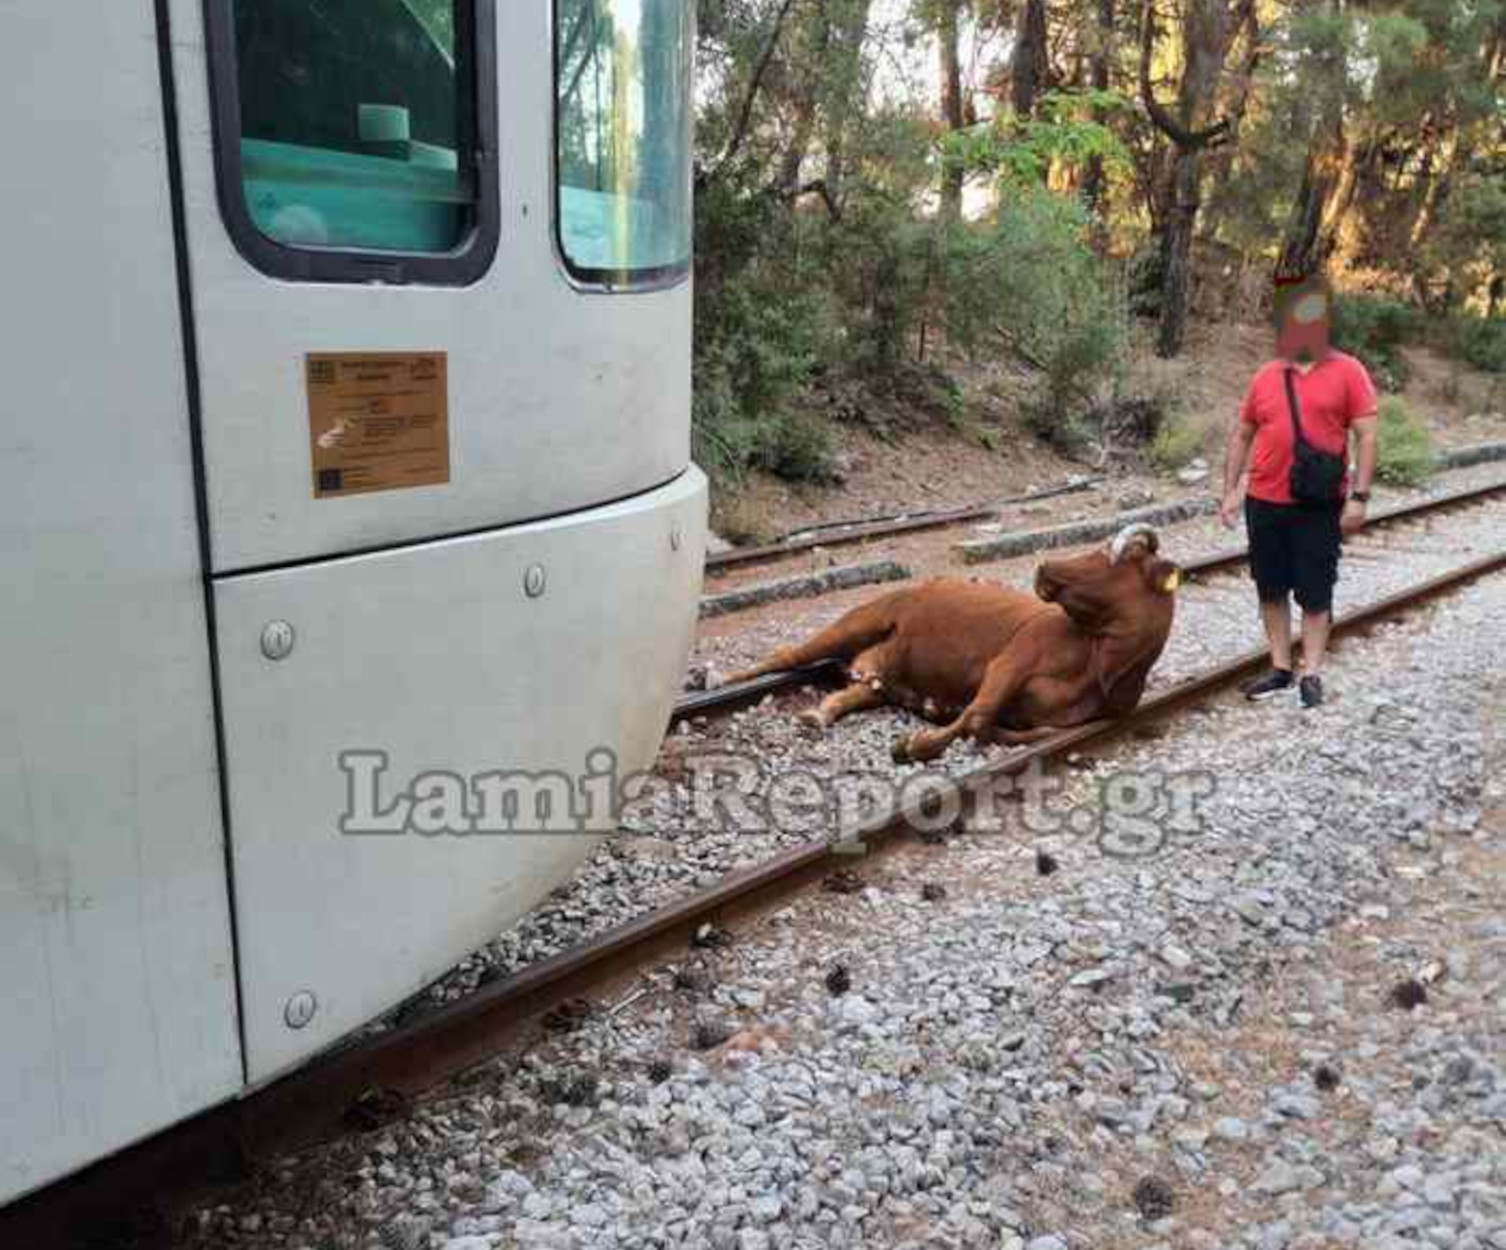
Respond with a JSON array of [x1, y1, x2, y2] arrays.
[[0, 0, 704, 1205]]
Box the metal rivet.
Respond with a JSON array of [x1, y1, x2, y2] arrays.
[[284, 990, 317, 1030], [523, 564, 547, 598], [261, 620, 296, 661], [670, 523, 684, 552]]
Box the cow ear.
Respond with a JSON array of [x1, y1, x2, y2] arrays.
[[1034, 563, 1060, 602], [1144, 558, 1181, 595]]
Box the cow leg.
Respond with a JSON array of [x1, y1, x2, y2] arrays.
[[796, 682, 887, 731], [893, 651, 1028, 764], [719, 599, 896, 685], [992, 725, 1069, 747]]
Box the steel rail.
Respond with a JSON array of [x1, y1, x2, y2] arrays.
[[1178, 476, 1506, 580], [674, 477, 1506, 726], [9, 541, 1506, 1248], [671, 661, 842, 721]]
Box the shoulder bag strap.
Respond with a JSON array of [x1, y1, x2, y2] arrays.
[[1282, 367, 1308, 449]]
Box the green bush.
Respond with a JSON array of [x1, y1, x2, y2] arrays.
[[1414, 176, 1506, 314], [1446, 315, 1506, 373], [1373, 396, 1434, 487], [943, 189, 1128, 449], [1125, 243, 1166, 320], [1150, 415, 1204, 470], [691, 265, 828, 485], [750, 411, 837, 482], [690, 375, 760, 485], [1329, 294, 1420, 391]]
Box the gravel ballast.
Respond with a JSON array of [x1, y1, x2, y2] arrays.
[[177, 492, 1506, 1250]]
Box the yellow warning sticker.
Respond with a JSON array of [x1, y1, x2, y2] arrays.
[[306, 352, 449, 499]]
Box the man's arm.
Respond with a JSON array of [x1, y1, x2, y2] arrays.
[[1342, 359, 1380, 534], [1220, 416, 1256, 529], [1344, 414, 1379, 534]]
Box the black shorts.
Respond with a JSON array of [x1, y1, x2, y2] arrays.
[[1245, 497, 1342, 614]]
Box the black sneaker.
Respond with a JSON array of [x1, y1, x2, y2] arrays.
[[1243, 668, 1294, 701], [1300, 675, 1325, 708]]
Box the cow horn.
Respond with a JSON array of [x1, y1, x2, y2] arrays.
[[1110, 523, 1159, 563]]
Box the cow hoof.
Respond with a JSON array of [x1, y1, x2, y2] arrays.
[[795, 709, 827, 734], [890, 736, 912, 764]]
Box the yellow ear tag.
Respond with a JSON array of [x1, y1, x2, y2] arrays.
[[1162, 569, 1182, 593]]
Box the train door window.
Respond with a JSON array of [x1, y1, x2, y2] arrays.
[[555, 0, 693, 288], [206, 0, 499, 284]]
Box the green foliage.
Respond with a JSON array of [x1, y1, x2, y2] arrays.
[[690, 171, 836, 486], [1419, 178, 1506, 313], [834, 214, 937, 382], [691, 277, 829, 485], [750, 411, 838, 481], [1373, 396, 1434, 486], [688, 0, 1503, 511], [940, 90, 1134, 189], [1202, 109, 1309, 260], [943, 189, 1129, 448], [1329, 295, 1420, 390], [1150, 416, 1205, 470], [1446, 315, 1506, 373], [1125, 244, 1165, 320]]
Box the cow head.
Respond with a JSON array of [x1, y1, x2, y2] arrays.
[[1034, 524, 1180, 626], [1034, 524, 1180, 706]]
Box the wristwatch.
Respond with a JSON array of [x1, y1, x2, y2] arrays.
[[1349, 490, 1371, 504]]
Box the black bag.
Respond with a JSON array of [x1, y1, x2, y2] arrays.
[[1284, 367, 1346, 504]]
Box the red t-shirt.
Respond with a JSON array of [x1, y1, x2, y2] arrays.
[[1238, 352, 1378, 504]]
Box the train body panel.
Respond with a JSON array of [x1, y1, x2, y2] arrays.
[[0, 1, 243, 1202], [217, 470, 704, 1079], [1, 0, 703, 1207]]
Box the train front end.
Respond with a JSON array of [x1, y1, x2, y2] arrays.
[[0, 0, 705, 1204]]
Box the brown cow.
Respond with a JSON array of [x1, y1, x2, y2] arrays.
[[721, 523, 1181, 763]]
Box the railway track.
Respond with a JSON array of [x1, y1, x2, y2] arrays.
[[702, 444, 1506, 579], [702, 479, 1102, 575], [8, 485, 1506, 1249], [674, 475, 1506, 724]]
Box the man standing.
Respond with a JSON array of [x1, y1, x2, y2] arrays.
[[1218, 275, 1380, 708]]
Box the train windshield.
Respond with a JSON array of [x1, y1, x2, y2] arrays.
[[230, 0, 475, 254], [556, 0, 694, 285]]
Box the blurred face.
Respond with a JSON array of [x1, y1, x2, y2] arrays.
[[1274, 279, 1331, 364]]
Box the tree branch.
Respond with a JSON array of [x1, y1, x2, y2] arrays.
[[991, 325, 1101, 408], [1138, 0, 1233, 150], [705, 0, 801, 185], [788, 178, 844, 222]]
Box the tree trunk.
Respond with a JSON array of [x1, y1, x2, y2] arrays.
[[773, 2, 836, 198], [1081, 0, 1114, 221], [776, 105, 817, 197], [820, 0, 873, 209], [938, 0, 965, 222], [703, 0, 800, 184], [1011, 0, 1050, 118], [1196, 1, 1260, 230], [1278, 122, 1367, 276], [1157, 148, 1201, 357], [1139, 0, 1247, 356]]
